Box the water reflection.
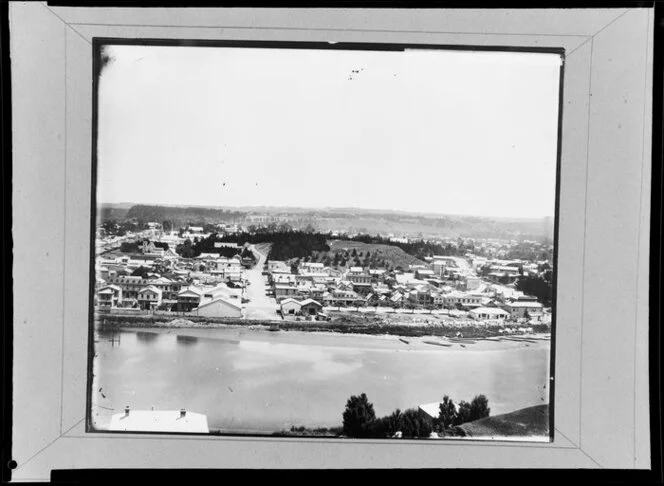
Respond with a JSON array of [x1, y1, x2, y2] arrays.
[[136, 331, 159, 344], [176, 334, 199, 346], [92, 328, 550, 433]]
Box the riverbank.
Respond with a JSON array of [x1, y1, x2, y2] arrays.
[[96, 312, 551, 340], [100, 324, 550, 353]]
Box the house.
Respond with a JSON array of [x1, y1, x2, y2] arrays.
[[300, 299, 323, 317], [299, 262, 325, 274], [272, 273, 297, 285], [465, 276, 481, 291], [347, 272, 371, 285], [409, 287, 433, 306], [196, 296, 242, 318], [176, 287, 203, 312], [443, 291, 483, 310], [469, 307, 510, 321], [109, 407, 208, 433], [324, 289, 363, 307], [97, 284, 122, 307], [274, 283, 298, 300], [141, 240, 165, 257], [501, 300, 544, 319], [280, 298, 302, 316], [432, 260, 446, 276], [415, 269, 435, 280], [267, 260, 289, 272], [137, 285, 162, 310]]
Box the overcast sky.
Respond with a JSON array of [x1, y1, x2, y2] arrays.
[[97, 44, 561, 219]]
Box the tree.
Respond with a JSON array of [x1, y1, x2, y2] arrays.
[[342, 393, 376, 438], [469, 395, 491, 421], [438, 395, 457, 430], [515, 276, 552, 306], [399, 409, 433, 438], [131, 266, 150, 278], [455, 401, 472, 425]]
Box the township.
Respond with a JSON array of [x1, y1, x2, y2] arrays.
[[95, 223, 553, 330]]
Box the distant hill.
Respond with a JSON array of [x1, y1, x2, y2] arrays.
[[453, 404, 549, 438], [96, 203, 554, 241]]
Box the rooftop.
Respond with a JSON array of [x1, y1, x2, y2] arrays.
[[108, 409, 209, 433]]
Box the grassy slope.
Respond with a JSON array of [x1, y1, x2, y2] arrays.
[[325, 240, 427, 268], [454, 404, 549, 438]]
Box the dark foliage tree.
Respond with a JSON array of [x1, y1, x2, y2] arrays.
[[131, 266, 150, 278], [455, 401, 473, 426], [342, 393, 376, 438], [398, 409, 433, 438], [438, 395, 457, 430], [469, 394, 491, 421], [515, 276, 552, 306]]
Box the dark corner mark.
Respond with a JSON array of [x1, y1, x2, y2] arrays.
[[1, 0, 13, 483]]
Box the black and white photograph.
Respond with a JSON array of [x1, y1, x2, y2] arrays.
[[89, 41, 562, 440], [8, 3, 659, 478]]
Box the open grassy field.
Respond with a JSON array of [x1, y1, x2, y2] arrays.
[[308, 239, 427, 270]]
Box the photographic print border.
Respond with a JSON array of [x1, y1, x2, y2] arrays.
[[9, 3, 654, 478]]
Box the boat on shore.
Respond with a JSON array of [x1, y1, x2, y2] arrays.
[[399, 338, 410, 344], [423, 340, 452, 347]]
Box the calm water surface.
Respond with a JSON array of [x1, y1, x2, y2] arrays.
[[91, 327, 550, 434]]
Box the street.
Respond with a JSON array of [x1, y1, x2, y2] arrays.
[[243, 244, 280, 320]]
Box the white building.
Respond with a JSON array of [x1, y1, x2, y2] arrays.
[[108, 407, 209, 433]]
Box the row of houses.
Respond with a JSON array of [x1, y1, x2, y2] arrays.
[[263, 260, 546, 320], [96, 281, 244, 317]]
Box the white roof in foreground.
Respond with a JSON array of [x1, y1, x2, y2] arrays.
[[108, 410, 209, 433]]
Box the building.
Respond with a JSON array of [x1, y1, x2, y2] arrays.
[[469, 307, 510, 321], [299, 262, 325, 274], [280, 298, 302, 316], [324, 289, 364, 307], [415, 269, 435, 280], [274, 283, 298, 300], [137, 285, 162, 310], [214, 257, 243, 273], [409, 287, 433, 306], [300, 299, 323, 317], [465, 276, 481, 291], [196, 296, 243, 318], [108, 407, 209, 433], [105, 275, 183, 300], [432, 260, 446, 276], [267, 260, 289, 272], [501, 300, 544, 319], [443, 291, 483, 310], [97, 284, 122, 307], [176, 287, 203, 312]]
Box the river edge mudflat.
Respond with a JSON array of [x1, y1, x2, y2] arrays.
[[102, 325, 550, 353]]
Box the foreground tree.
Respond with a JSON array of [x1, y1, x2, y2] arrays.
[[469, 394, 491, 421], [398, 409, 433, 438], [342, 393, 376, 438], [437, 395, 457, 430]]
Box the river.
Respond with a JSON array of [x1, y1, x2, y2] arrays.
[[91, 327, 550, 434]]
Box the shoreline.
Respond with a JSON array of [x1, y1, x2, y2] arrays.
[[95, 312, 551, 341], [98, 323, 550, 353]]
